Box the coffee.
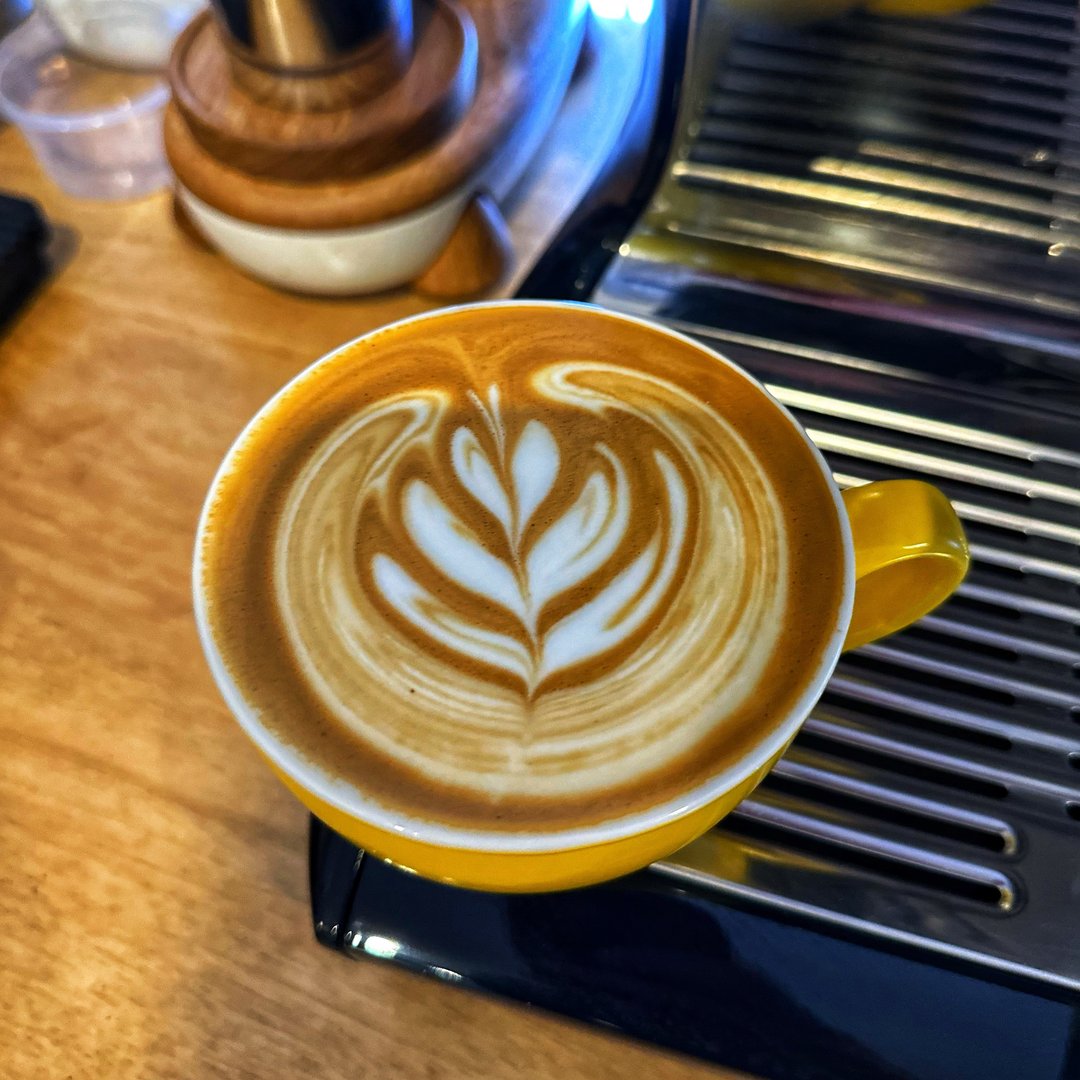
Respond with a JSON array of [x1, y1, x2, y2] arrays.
[[198, 305, 845, 831]]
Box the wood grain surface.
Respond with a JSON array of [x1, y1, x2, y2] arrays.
[[0, 130, 746, 1079], [414, 191, 510, 298]]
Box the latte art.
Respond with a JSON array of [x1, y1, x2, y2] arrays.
[[366, 386, 685, 691], [273, 358, 787, 798], [199, 306, 845, 830]]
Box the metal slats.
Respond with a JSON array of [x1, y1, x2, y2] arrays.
[[770, 386, 1080, 464], [590, 0, 1080, 992], [910, 614, 1079, 666], [590, 267, 1080, 987], [668, 0, 1080, 315], [650, 359, 1080, 987], [729, 797, 1018, 907], [676, 161, 1073, 245]]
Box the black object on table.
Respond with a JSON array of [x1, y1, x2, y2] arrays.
[[0, 191, 49, 331]]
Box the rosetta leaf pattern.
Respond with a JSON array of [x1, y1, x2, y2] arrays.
[[373, 386, 686, 692]]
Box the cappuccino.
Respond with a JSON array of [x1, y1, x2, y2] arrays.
[[198, 305, 845, 831]]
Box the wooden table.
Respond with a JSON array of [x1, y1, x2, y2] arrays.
[[0, 130, 743, 1078]]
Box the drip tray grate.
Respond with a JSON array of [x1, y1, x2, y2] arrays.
[[657, 0, 1080, 322], [639, 337, 1080, 989], [586, 0, 1080, 995]]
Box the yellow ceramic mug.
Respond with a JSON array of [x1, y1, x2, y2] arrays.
[[195, 304, 969, 893]]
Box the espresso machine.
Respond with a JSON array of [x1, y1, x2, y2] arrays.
[[308, 1, 1080, 1076]]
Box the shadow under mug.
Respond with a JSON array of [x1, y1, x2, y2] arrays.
[[194, 302, 970, 893]]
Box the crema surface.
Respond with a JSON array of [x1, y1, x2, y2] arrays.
[[198, 306, 845, 831]]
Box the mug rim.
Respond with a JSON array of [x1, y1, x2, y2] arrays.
[[193, 300, 855, 854]]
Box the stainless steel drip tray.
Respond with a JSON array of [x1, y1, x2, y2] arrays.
[[593, 263, 1080, 993], [643, 0, 1080, 351]]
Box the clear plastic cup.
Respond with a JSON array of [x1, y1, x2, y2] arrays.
[[0, 14, 171, 199]]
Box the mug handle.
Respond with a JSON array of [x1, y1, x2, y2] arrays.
[[842, 480, 970, 652]]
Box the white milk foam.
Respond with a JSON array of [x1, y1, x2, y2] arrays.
[[272, 362, 789, 800], [373, 385, 686, 689]]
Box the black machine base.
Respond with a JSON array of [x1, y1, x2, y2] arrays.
[[310, 818, 1079, 1080]]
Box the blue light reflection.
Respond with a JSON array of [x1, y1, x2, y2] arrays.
[[590, 0, 655, 23]]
